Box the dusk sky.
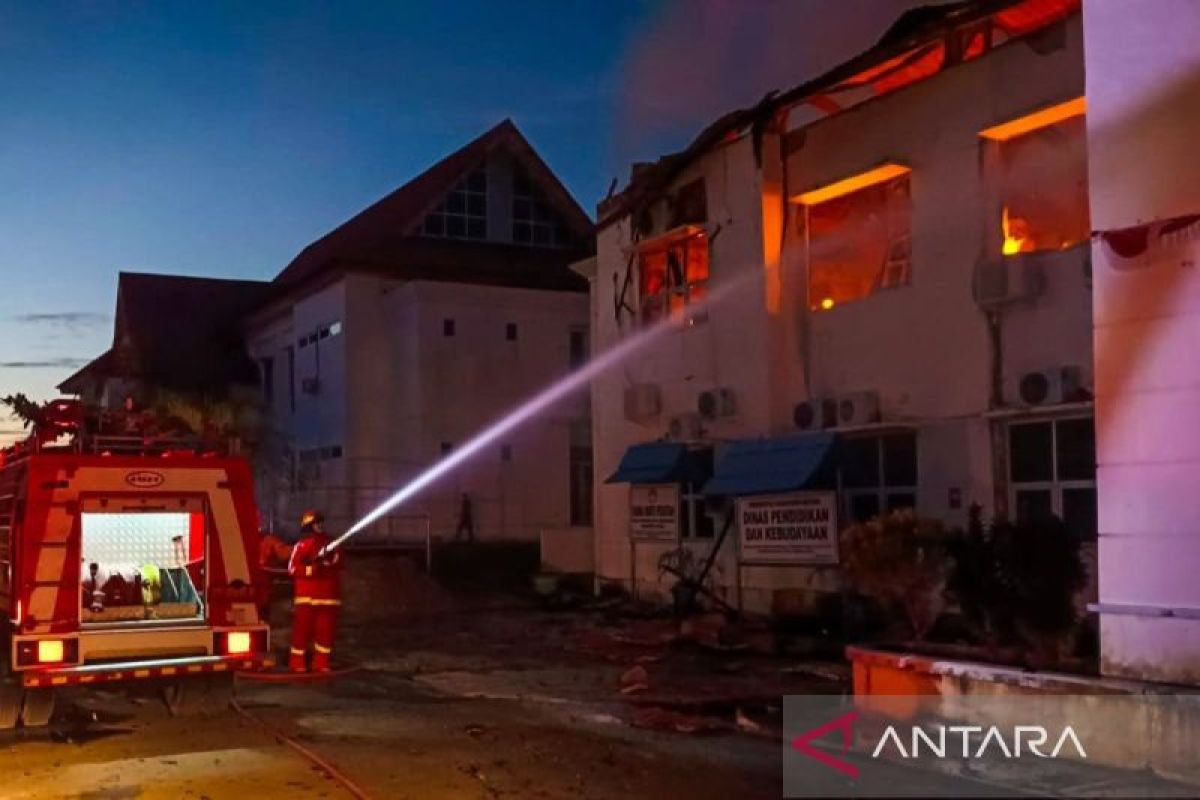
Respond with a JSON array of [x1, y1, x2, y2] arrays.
[[0, 0, 915, 440]]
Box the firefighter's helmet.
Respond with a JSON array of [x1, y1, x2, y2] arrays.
[[300, 509, 325, 532]]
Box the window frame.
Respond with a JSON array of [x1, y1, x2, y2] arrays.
[[1006, 414, 1096, 537], [424, 168, 488, 241], [678, 480, 715, 540], [839, 431, 919, 524], [636, 228, 710, 326], [802, 170, 913, 311]]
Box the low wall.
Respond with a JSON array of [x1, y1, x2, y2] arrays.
[[848, 645, 1200, 784], [539, 526, 594, 575]]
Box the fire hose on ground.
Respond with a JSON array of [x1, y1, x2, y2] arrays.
[[230, 696, 373, 800]]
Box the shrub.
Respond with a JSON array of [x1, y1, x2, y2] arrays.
[[947, 505, 1087, 663], [840, 510, 951, 641]]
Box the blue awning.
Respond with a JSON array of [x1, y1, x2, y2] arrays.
[[606, 442, 699, 484], [704, 432, 836, 496]]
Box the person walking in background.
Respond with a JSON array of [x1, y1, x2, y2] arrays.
[[455, 492, 475, 543]]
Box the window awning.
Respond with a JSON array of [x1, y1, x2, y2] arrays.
[[704, 433, 837, 496], [606, 442, 705, 485]]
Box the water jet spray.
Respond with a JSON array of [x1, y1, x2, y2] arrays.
[[320, 275, 753, 556]]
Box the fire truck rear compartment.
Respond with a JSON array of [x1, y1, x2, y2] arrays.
[[80, 510, 205, 628]]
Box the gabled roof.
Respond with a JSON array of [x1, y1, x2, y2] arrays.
[[273, 119, 594, 292], [598, 0, 1079, 228], [59, 272, 270, 396]]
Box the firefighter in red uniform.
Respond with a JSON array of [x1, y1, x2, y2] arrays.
[[287, 510, 343, 672]]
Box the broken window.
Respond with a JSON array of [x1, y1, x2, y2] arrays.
[[803, 173, 911, 311], [994, 111, 1089, 256], [637, 231, 709, 325], [423, 168, 488, 240]]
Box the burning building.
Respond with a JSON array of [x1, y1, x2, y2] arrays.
[[589, 1, 1096, 624]]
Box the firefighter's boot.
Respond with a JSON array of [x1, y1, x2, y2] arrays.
[[311, 644, 332, 672], [288, 647, 307, 673]]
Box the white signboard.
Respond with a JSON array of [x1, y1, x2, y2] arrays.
[[737, 492, 839, 565], [629, 484, 679, 542]]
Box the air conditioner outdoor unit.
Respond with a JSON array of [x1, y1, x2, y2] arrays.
[[973, 256, 1046, 308], [668, 413, 705, 442], [300, 377, 321, 395], [623, 383, 662, 422], [836, 391, 881, 427], [1018, 365, 1085, 406], [792, 398, 836, 431], [697, 387, 737, 420]]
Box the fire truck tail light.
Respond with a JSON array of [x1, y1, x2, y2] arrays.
[[225, 631, 251, 655], [37, 640, 65, 664]]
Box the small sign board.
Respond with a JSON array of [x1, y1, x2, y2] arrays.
[[737, 491, 838, 565], [629, 484, 679, 542]]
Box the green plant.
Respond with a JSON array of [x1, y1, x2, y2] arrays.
[[1, 393, 46, 429], [840, 509, 951, 641], [947, 505, 1087, 663]]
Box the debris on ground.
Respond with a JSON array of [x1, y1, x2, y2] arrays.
[[617, 665, 649, 694], [630, 706, 728, 735]]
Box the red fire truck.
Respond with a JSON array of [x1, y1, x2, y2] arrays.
[[0, 400, 271, 728]]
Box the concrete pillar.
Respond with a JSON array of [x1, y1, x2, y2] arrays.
[[1085, 0, 1200, 683]]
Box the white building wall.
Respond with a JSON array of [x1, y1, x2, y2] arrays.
[[1084, 0, 1200, 684], [787, 15, 1088, 527], [592, 135, 773, 602], [254, 273, 588, 543]]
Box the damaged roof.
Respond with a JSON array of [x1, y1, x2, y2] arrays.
[[273, 119, 594, 294], [59, 272, 270, 396], [598, 0, 1080, 228]]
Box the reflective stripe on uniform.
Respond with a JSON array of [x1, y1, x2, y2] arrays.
[[294, 596, 312, 604], [313, 643, 332, 654], [309, 599, 341, 606], [289, 647, 305, 655]]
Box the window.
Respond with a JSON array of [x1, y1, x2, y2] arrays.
[[297, 322, 340, 347], [1008, 416, 1096, 539], [443, 319, 455, 337], [568, 328, 588, 370], [505, 322, 518, 341], [987, 104, 1089, 256], [260, 357, 274, 406], [423, 168, 488, 240], [841, 432, 918, 524], [803, 169, 911, 311], [512, 171, 569, 246], [568, 419, 593, 526], [638, 231, 709, 325], [680, 448, 715, 540]]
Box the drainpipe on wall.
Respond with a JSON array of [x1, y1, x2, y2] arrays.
[[985, 308, 1010, 518]]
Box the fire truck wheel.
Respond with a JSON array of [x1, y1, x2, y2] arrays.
[[162, 677, 205, 717], [19, 688, 55, 728], [208, 673, 234, 711], [163, 675, 232, 717], [0, 680, 20, 730]]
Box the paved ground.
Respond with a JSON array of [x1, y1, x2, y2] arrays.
[[8, 555, 1184, 799], [1, 569, 817, 800]]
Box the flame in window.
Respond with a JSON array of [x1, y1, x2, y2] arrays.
[[1001, 206, 1031, 256]]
